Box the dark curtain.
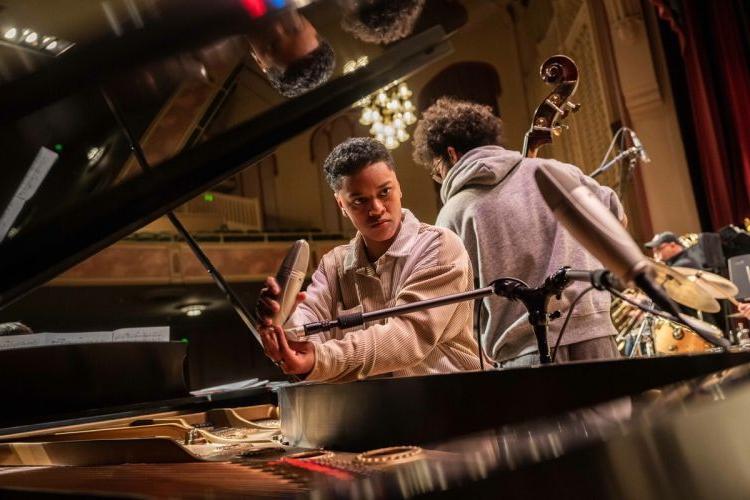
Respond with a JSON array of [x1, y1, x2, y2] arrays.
[[652, 0, 750, 229]]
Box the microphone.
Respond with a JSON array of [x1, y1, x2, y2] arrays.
[[534, 163, 728, 347], [563, 269, 626, 291], [273, 240, 309, 326], [534, 164, 648, 284], [628, 129, 650, 164]]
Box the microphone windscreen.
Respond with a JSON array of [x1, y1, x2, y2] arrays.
[[534, 163, 646, 283], [274, 240, 309, 326]]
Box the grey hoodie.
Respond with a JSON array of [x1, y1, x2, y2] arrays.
[[436, 145, 623, 362]]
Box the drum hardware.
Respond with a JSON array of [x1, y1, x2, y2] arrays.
[[628, 313, 656, 358], [617, 317, 643, 356], [652, 317, 716, 355], [734, 322, 750, 348], [612, 291, 645, 341], [612, 290, 724, 357]]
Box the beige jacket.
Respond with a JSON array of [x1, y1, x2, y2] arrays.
[[288, 210, 480, 383]]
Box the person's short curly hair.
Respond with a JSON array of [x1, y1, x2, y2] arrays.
[[323, 137, 395, 190], [412, 97, 504, 167], [341, 0, 426, 45], [266, 39, 336, 98]]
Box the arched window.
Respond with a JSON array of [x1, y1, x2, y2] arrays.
[[418, 61, 502, 115]]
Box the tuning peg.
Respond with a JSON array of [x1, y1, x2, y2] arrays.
[[565, 101, 581, 112], [552, 123, 569, 136]]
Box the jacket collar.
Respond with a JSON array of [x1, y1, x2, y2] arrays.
[[343, 209, 420, 272]]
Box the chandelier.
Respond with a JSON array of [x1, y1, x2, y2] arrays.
[[342, 57, 417, 149], [357, 81, 417, 150]]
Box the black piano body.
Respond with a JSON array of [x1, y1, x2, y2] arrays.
[[0, 1, 749, 498]]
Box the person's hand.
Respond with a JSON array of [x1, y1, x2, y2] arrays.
[[259, 324, 315, 375], [256, 276, 306, 326], [738, 302, 750, 320]]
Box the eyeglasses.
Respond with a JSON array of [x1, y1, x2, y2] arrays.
[[430, 158, 445, 183]]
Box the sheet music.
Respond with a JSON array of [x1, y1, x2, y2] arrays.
[[16, 147, 58, 200], [0, 147, 58, 243], [0, 197, 25, 243], [44, 331, 113, 345], [0, 326, 170, 350], [0, 334, 45, 351], [113, 326, 170, 342]]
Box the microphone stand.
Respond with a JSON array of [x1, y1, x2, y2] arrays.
[[491, 270, 569, 364], [590, 146, 640, 179], [301, 267, 619, 365]]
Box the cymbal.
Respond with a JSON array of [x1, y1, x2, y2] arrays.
[[671, 266, 740, 299], [649, 261, 721, 313]]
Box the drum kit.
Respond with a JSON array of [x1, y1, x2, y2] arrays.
[[613, 261, 749, 357]]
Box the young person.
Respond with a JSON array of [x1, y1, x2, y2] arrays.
[[413, 97, 626, 366], [256, 137, 480, 382]]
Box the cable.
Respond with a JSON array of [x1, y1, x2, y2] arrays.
[[551, 285, 595, 362], [607, 287, 681, 323], [596, 126, 628, 172]]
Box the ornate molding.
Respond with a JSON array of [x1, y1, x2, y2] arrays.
[[612, 14, 645, 44]]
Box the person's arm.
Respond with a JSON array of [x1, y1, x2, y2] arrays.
[[307, 233, 473, 383], [738, 302, 750, 320]]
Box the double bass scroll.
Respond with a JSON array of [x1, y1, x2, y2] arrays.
[[522, 55, 580, 158]]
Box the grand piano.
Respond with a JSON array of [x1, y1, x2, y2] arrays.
[[1, 1, 750, 498]]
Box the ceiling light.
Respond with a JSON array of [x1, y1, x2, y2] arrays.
[[343, 60, 357, 74], [342, 56, 369, 75], [86, 145, 107, 166], [2, 27, 74, 56], [180, 304, 207, 317]]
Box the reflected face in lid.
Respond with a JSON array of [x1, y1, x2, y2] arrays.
[[247, 10, 320, 71]]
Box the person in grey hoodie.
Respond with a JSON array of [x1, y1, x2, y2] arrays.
[[412, 97, 626, 366]]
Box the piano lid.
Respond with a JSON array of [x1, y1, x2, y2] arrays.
[[0, 0, 460, 308]]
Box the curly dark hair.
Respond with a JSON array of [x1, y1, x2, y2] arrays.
[[412, 97, 504, 167], [266, 39, 336, 98], [341, 0, 426, 45], [323, 137, 395, 190]]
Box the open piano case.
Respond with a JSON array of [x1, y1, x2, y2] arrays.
[[1, 1, 750, 498]]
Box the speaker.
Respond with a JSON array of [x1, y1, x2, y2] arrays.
[[720, 225, 750, 258], [729, 254, 750, 301], [681, 232, 725, 271]]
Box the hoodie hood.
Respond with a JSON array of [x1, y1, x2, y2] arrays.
[[440, 145, 523, 203]]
